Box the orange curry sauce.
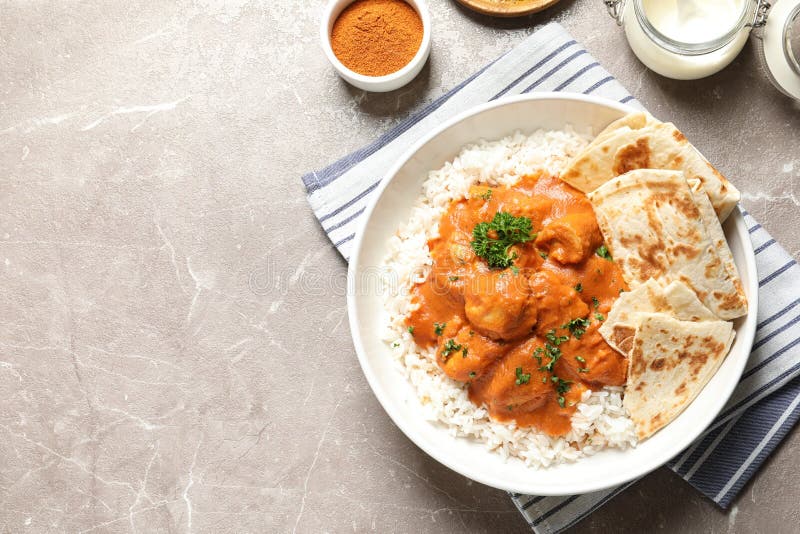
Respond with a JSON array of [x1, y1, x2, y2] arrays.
[[406, 173, 629, 436]]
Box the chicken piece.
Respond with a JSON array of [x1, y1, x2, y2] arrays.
[[498, 190, 554, 232], [426, 226, 477, 298], [469, 338, 551, 414], [437, 326, 508, 382], [554, 328, 628, 387], [446, 233, 476, 265], [529, 270, 589, 335], [535, 213, 602, 264], [464, 270, 537, 340]]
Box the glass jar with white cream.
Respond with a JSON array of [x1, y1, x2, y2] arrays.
[[604, 0, 800, 99]]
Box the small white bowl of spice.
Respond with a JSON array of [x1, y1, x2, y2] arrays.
[[321, 0, 432, 92]]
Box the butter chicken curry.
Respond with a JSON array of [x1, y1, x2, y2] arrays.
[[406, 174, 629, 436]]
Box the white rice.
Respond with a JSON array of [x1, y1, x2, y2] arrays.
[[380, 129, 637, 468]]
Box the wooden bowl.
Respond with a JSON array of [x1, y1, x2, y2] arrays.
[[455, 0, 562, 17]]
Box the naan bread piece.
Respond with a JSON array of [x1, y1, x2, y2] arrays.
[[687, 178, 747, 312], [623, 313, 735, 440], [583, 112, 655, 151], [588, 169, 747, 320], [561, 116, 740, 220], [600, 279, 717, 356]]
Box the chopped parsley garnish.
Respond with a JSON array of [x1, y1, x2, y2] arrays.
[[391, 341, 399, 348], [578, 368, 590, 373], [592, 296, 600, 309], [515, 367, 531, 385], [511, 265, 520, 275], [533, 346, 544, 364], [462, 346, 469, 358], [469, 371, 476, 378], [479, 189, 493, 201], [562, 318, 590, 339], [552, 377, 573, 407], [434, 322, 446, 336], [448, 275, 460, 281], [407, 326, 415, 334], [574, 283, 583, 293], [596, 244, 613, 260], [595, 313, 605, 321], [535, 330, 568, 373], [542, 376, 547, 383], [470, 211, 534, 269], [575, 355, 586, 363], [440, 339, 463, 360], [539, 250, 548, 259], [545, 329, 569, 346], [538, 345, 562, 373]]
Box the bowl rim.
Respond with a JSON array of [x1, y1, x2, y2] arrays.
[[346, 92, 758, 495], [320, 0, 432, 85]]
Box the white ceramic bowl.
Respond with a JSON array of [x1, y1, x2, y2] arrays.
[[320, 0, 432, 92], [347, 93, 758, 495]]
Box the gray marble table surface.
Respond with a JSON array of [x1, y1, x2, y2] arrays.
[[1, 1, 799, 532]]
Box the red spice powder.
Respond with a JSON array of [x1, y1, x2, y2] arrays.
[[330, 0, 424, 77]]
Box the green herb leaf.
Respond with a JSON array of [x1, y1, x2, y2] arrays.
[[545, 329, 569, 346], [596, 244, 613, 260], [552, 375, 573, 406], [440, 338, 463, 361], [469, 371, 476, 378], [407, 326, 415, 334], [462, 346, 469, 358], [533, 346, 544, 364], [574, 283, 583, 293], [575, 355, 586, 363], [515, 367, 531, 385], [434, 322, 446, 336], [578, 367, 590, 373], [479, 189, 493, 201], [554, 377, 572, 395], [539, 250, 548, 259], [511, 265, 520, 275], [592, 296, 600, 309], [448, 275, 460, 281], [470, 211, 534, 269], [562, 318, 590, 339], [594, 313, 605, 321], [538, 344, 562, 373]]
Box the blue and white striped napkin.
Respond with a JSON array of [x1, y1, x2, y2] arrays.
[[303, 22, 800, 533]]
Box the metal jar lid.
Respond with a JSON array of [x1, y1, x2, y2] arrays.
[[759, 0, 800, 99]]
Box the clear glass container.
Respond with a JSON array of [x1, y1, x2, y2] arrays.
[[604, 0, 800, 99]]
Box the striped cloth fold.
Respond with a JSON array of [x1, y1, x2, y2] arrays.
[[302, 22, 800, 533]]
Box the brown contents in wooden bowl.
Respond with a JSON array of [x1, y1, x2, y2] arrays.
[[330, 0, 423, 77]]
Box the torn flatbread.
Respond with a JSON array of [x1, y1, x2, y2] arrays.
[[599, 279, 718, 356], [588, 169, 747, 320], [561, 114, 740, 220], [623, 313, 735, 440]]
